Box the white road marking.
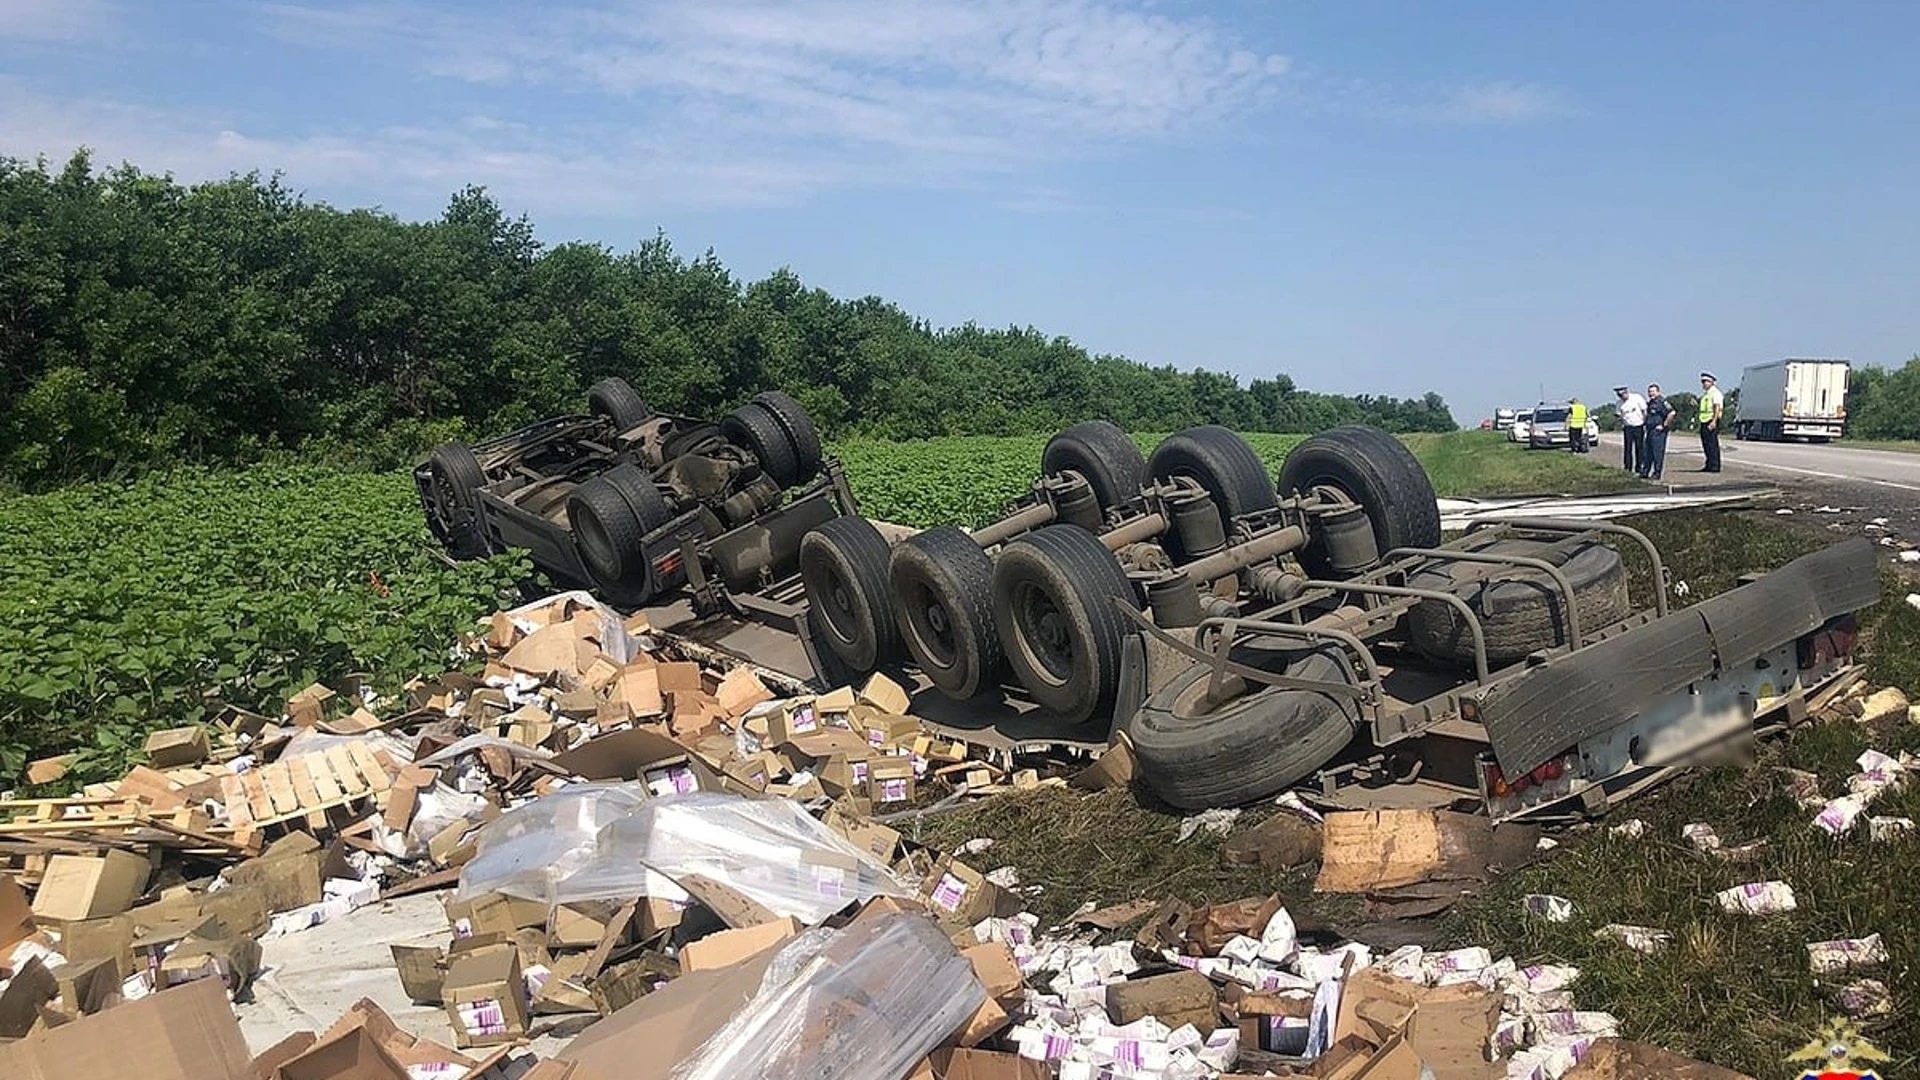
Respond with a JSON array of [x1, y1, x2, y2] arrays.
[[1727, 457, 1920, 493]]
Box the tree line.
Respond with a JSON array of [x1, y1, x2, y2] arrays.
[[0, 152, 1457, 492]]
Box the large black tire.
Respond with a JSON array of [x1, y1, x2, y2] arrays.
[[1277, 425, 1441, 579], [1406, 536, 1628, 666], [800, 516, 901, 675], [991, 525, 1139, 725], [426, 442, 490, 558], [569, 464, 670, 605], [1147, 426, 1278, 561], [890, 526, 1002, 700], [722, 401, 802, 488], [587, 377, 652, 431], [1042, 421, 1147, 512], [753, 391, 824, 484], [1127, 646, 1361, 810]]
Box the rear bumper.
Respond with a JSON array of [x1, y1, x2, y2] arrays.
[[1471, 537, 1879, 780]]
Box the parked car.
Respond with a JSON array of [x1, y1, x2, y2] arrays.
[[418, 378, 857, 627], [1507, 410, 1534, 443], [1524, 404, 1602, 450]]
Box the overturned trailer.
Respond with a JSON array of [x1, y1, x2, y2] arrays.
[[781, 421, 1879, 820]]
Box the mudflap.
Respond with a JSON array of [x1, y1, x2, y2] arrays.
[[1475, 538, 1878, 779]]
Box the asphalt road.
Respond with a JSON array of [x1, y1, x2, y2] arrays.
[[1660, 436, 1920, 495]]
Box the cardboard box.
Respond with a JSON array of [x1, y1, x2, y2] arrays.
[[446, 892, 548, 940], [932, 1048, 1051, 1080], [859, 672, 912, 715], [1106, 970, 1220, 1031], [441, 943, 530, 1048], [550, 901, 631, 950], [274, 1024, 409, 1080], [713, 667, 773, 718], [52, 957, 120, 1015], [30, 851, 149, 922], [25, 753, 78, 786], [617, 662, 664, 720], [856, 709, 923, 749], [224, 848, 323, 915], [0, 956, 57, 1036], [551, 727, 718, 790], [657, 661, 703, 694], [157, 923, 262, 995], [0, 979, 254, 1080], [53, 913, 136, 978], [560, 949, 778, 1080], [390, 943, 446, 1004], [919, 856, 1007, 927], [676, 917, 803, 973], [962, 942, 1024, 1004], [0, 873, 33, 951], [869, 756, 916, 805]]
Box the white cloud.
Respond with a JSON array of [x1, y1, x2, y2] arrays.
[[264, 0, 1297, 168], [1436, 81, 1566, 123], [0, 0, 119, 42]]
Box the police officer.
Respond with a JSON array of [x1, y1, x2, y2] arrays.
[[1698, 372, 1725, 472], [1568, 397, 1590, 453], [1642, 383, 1674, 479], [1615, 385, 1647, 474]]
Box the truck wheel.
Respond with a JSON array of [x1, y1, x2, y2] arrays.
[[891, 526, 1003, 700], [426, 442, 490, 557], [801, 516, 901, 675], [1126, 645, 1361, 810], [587, 377, 652, 431], [753, 391, 824, 484], [1277, 425, 1441, 579], [1042, 421, 1147, 512], [1406, 537, 1628, 667], [569, 466, 667, 605], [1147, 426, 1278, 561], [992, 524, 1140, 724], [723, 401, 803, 488]]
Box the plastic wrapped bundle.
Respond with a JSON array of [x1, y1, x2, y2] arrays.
[[670, 912, 987, 1080], [555, 791, 910, 921], [454, 782, 650, 903]]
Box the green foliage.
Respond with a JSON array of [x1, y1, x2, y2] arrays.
[[0, 466, 528, 784], [0, 152, 1455, 491], [1849, 357, 1920, 440]]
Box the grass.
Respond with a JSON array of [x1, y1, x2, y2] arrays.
[[1834, 438, 1920, 455], [834, 429, 1636, 529], [918, 507, 1917, 1076]]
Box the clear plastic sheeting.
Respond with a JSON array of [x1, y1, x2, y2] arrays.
[[417, 733, 554, 769], [454, 783, 650, 903], [557, 792, 910, 921], [669, 912, 986, 1080], [278, 727, 414, 764]]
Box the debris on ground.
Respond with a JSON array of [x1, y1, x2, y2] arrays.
[[0, 594, 1908, 1079]]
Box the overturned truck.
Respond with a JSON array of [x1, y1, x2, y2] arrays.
[[797, 421, 1876, 820]]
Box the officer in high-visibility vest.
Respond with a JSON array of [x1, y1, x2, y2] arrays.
[[1568, 397, 1590, 454], [1698, 371, 1724, 472]]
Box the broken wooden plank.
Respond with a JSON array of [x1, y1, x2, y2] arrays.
[[261, 764, 301, 817], [240, 769, 276, 822], [326, 747, 368, 796], [346, 743, 392, 793]]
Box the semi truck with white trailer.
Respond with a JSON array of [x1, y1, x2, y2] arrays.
[[1733, 358, 1850, 442]]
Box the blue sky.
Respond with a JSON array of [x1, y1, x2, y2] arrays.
[[4, 1, 1917, 426]]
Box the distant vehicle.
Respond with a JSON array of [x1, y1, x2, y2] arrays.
[[1508, 409, 1534, 443], [1479, 418, 1494, 431], [1525, 403, 1602, 451], [1733, 358, 1850, 442], [1493, 407, 1518, 432]]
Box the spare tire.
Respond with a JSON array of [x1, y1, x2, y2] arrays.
[[1147, 426, 1278, 562], [800, 516, 901, 675], [1406, 536, 1628, 667], [426, 442, 490, 558], [753, 391, 824, 484], [569, 464, 670, 605], [992, 524, 1140, 725], [1042, 421, 1147, 512], [1127, 644, 1361, 810], [891, 526, 1002, 700], [588, 377, 652, 431], [722, 401, 803, 488], [1277, 426, 1441, 579]]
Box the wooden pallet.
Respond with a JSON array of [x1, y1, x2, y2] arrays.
[[216, 742, 396, 846], [0, 798, 253, 857]]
